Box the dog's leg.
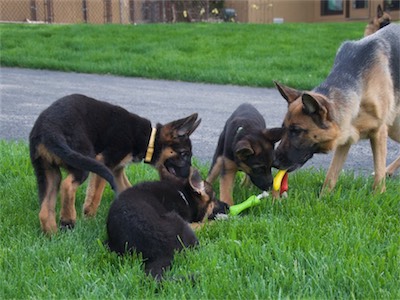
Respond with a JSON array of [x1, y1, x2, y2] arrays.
[[113, 167, 131, 192], [386, 156, 400, 177], [322, 142, 351, 194], [38, 168, 62, 235], [60, 174, 80, 229], [83, 154, 107, 217], [190, 222, 206, 230], [83, 173, 106, 217], [370, 125, 388, 193], [219, 159, 238, 206], [206, 156, 223, 184], [387, 119, 400, 176]]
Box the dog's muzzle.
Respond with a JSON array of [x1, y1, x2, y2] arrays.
[[164, 159, 191, 178], [273, 151, 314, 172]]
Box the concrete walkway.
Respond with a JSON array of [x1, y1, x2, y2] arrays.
[[1, 67, 398, 174]]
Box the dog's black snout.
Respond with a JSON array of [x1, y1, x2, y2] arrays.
[[272, 157, 280, 169], [273, 151, 284, 169], [249, 174, 273, 192]]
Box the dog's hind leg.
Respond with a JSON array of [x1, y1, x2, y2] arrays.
[[60, 170, 88, 229], [322, 142, 351, 195], [113, 167, 132, 192], [83, 153, 109, 217], [83, 167, 129, 218], [37, 167, 62, 235], [370, 125, 388, 192], [83, 173, 106, 217]]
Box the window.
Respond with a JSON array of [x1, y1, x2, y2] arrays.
[[321, 0, 344, 15], [384, 0, 400, 11], [353, 0, 368, 9]]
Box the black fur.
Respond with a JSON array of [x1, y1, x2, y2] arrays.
[[106, 169, 227, 280], [207, 103, 283, 204]]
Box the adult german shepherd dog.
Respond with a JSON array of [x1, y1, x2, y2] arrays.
[[274, 24, 400, 194], [207, 103, 283, 205], [29, 94, 200, 234], [106, 168, 227, 280], [364, 4, 391, 37]]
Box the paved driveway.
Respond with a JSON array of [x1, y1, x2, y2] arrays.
[[1, 67, 399, 174]]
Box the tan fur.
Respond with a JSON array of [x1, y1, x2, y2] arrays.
[[364, 5, 391, 36], [207, 157, 238, 206], [60, 174, 79, 226], [83, 153, 134, 217], [83, 173, 107, 217], [284, 97, 340, 152], [38, 169, 59, 234], [275, 47, 400, 194], [36, 144, 62, 165]]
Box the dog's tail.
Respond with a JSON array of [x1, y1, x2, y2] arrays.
[[42, 137, 117, 192]]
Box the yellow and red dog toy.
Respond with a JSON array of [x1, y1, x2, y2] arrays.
[[229, 170, 288, 216]]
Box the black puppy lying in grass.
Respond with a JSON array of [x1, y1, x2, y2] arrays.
[[106, 168, 228, 280]]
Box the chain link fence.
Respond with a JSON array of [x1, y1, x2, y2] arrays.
[[0, 0, 232, 24]]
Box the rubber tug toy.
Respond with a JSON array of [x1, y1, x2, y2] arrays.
[[228, 170, 288, 216]]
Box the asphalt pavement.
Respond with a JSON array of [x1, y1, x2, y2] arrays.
[[1, 67, 399, 175]]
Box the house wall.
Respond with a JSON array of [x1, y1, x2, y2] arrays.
[[225, 0, 399, 24]]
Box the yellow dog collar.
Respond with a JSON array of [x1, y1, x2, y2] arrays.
[[144, 128, 157, 163]]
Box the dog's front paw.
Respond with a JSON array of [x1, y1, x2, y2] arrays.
[[60, 220, 75, 231], [208, 201, 230, 220], [213, 213, 229, 221]]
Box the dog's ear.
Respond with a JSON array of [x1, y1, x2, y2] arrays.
[[235, 140, 254, 160], [302, 93, 330, 128], [302, 93, 321, 114], [189, 168, 205, 194], [184, 118, 201, 136], [377, 4, 383, 17], [264, 127, 284, 144], [173, 113, 201, 137], [274, 81, 302, 104]]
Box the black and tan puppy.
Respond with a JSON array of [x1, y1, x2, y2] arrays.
[[207, 103, 283, 205], [29, 94, 200, 235], [274, 24, 400, 194], [364, 4, 391, 36], [106, 168, 227, 280]]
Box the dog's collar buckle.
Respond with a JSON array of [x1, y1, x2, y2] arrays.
[[144, 128, 157, 163]]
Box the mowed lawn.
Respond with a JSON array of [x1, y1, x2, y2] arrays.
[[1, 21, 368, 89], [1, 22, 400, 299]]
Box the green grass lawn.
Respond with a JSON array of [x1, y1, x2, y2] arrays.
[[1, 21, 367, 89], [1, 141, 399, 299]]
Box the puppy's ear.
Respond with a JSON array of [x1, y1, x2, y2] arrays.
[[160, 113, 201, 140], [189, 168, 205, 194], [235, 140, 254, 160], [264, 127, 284, 144], [173, 113, 201, 137], [184, 118, 201, 136], [274, 81, 302, 104]]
